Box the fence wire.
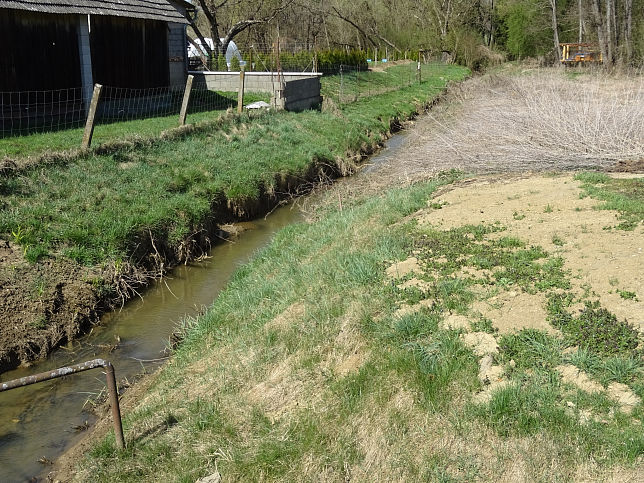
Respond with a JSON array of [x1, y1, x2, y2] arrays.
[[323, 61, 428, 105], [0, 88, 86, 137], [0, 83, 251, 138], [1, 59, 437, 140], [96, 85, 237, 126]]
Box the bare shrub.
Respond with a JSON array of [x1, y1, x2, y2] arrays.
[[413, 69, 644, 172]]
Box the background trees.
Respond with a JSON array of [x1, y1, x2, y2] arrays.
[[187, 0, 644, 67]]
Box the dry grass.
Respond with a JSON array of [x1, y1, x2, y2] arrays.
[[418, 69, 644, 171], [303, 69, 644, 216]]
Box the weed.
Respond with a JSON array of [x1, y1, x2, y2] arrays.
[[11, 226, 26, 244], [574, 173, 644, 231], [29, 316, 47, 329], [512, 211, 526, 220], [544, 204, 554, 213], [551, 234, 565, 246], [470, 317, 497, 334], [477, 381, 570, 437], [498, 329, 564, 369], [617, 289, 638, 301], [30, 276, 47, 300], [548, 296, 640, 357]]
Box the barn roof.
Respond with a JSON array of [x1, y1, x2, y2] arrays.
[[0, 0, 189, 24]]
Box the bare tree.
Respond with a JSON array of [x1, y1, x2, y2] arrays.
[[623, 0, 633, 61], [590, 0, 611, 64], [196, 0, 293, 58]]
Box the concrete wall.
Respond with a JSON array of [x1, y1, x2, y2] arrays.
[[168, 22, 187, 86], [283, 77, 322, 111], [190, 71, 322, 111]]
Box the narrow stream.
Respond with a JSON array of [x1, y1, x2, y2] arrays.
[[0, 132, 409, 482]]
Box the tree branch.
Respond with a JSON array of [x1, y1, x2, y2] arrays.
[[330, 6, 378, 47]]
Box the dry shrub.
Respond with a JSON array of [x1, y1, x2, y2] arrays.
[[421, 69, 644, 171]]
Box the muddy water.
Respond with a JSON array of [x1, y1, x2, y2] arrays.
[[0, 206, 302, 482], [0, 132, 409, 482]]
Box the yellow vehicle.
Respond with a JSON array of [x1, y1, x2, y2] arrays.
[[560, 43, 602, 64]]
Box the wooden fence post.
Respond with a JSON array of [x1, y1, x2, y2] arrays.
[[81, 83, 102, 150], [179, 75, 194, 126], [237, 71, 245, 114]]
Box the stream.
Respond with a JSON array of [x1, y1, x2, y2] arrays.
[[0, 132, 410, 482]]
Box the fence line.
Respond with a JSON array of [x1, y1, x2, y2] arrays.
[[0, 83, 253, 139], [1, 60, 435, 141]]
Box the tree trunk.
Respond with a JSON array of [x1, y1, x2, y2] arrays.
[[605, 0, 613, 63], [624, 0, 633, 61], [549, 0, 561, 63], [578, 0, 583, 42], [590, 0, 610, 65], [197, 0, 222, 57]]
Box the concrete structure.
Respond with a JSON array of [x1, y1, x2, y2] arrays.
[[190, 71, 323, 112]]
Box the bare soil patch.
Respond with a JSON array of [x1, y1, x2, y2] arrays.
[[417, 175, 643, 332], [0, 241, 101, 371]]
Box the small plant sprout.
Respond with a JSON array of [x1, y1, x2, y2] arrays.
[[551, 234, 565, 246], [617, 290, 637, 301]]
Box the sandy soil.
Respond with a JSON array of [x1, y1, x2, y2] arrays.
[[386, 174, 643, 412], [416, 175, 643, 331]]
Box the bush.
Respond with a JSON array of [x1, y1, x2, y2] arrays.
[[230, 56, 240, 72], [249, 49, 368, 74], [216, 55, 228, 72]]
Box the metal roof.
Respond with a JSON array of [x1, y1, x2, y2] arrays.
[[0, 0, 189, 23]]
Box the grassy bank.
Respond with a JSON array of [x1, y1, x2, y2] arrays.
[[73, 172, 643, 481], [0, 64, 468, 267], [0, 63, 468, 372]]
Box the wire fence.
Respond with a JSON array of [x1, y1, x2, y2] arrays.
[[0, 88, 86, 137], [324, 62, 423, 105], [0, 83, 264, 139], [95, 85, 241, 126], [1, 58, 437, 142]]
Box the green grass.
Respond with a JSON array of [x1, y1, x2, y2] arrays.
[[77, 173, 644, 481], [0, 64, 469, 267], [0, 92, 270, 159], [575, 172, 644, 231], [321, 62, 450, 104]]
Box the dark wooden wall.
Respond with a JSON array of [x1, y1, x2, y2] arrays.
[[0, 10, 81, 92], [90, 16, 169, 88]]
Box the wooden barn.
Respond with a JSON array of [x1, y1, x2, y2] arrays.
[[0, 0, 190, 94]]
